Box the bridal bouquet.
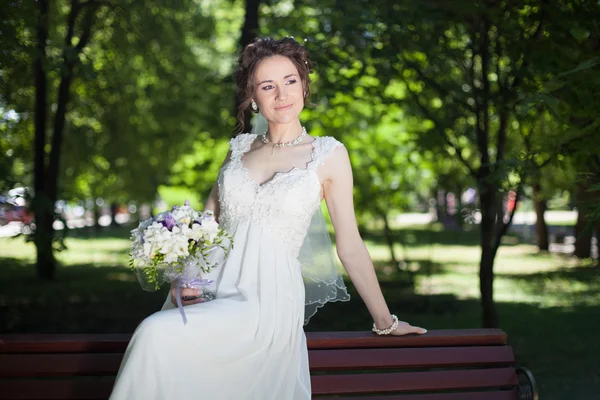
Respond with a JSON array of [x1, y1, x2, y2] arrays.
[[129, 200, 232, 324]]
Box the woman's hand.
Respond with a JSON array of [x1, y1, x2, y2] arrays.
[[390, 320, 427, 336], [170, 287, 204, 307]]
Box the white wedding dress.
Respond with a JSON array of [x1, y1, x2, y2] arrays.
[[109, 134, 345, 400]]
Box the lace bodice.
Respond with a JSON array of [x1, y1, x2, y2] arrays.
[[217, 134, 342, 257]]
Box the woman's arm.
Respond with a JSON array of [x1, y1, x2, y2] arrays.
[[204, 183, 220, 219], [320, 145, 426, 335], [172, 148, 232, 306]]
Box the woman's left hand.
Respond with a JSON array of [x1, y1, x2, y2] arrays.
[[390, 320, 427, 336]]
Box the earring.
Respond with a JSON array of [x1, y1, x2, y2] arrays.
[[251, 100, 258, 113]]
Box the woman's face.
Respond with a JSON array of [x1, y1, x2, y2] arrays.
[[253, 55, 304, 126]]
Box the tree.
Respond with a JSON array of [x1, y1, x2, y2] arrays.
[[1, 0, 225, 279], [30, 0, 115, 279], [526, 1, 600, 259], [328, 0, 545, 327], [267, 0, 599, 326]]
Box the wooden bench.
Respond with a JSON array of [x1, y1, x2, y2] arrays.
[[0, 329, 538, 399]]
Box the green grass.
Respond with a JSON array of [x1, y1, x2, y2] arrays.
[[0, 224, 598, 399]]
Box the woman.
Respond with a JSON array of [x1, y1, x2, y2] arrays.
[[110, 37, 426, 400]]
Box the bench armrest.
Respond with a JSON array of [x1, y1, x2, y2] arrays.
[[517, 367, 539, 400]]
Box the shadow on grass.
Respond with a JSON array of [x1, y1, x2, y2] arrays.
[[497, 264, 600, 307], [0, 257, 168, 333], [499, 263, 599, 285], [362, 225, 523, 248], [371, 258, 452, 282], [65, 224, 136, 240], [363, 226, 479, 247]]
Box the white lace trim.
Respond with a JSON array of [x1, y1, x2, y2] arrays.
[[218, 134, 343, 257]]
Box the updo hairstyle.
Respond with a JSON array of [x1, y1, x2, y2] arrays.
[[235, 37, 313, 132]]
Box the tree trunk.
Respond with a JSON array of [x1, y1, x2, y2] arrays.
[[574, 208, 592, 258], [33, 0, 96, 279], [456, 185, 464, 230], [574, 180, 593, 258], [441, 190, 449, 220], [110, 202, 120, 227], [479, 187, 499, 328], [532, 183, 549, 251], [435, 189, 447, 222], [36, 53, 75, 280], [93, 204, 102, 230], [595, 222, 600, 263], [236, 0, 261, 132], [381, 212, 399, 268], [33, 0, 56, 280]]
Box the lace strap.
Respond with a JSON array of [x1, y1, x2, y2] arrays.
[[229, 134, 257, 159], [309, 136, 343, 170]]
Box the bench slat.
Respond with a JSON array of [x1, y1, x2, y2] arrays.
[[0, 379, 113, 400], [0, 335, 131, 354], [0, 354, 123, 378], [0, 381, 520, 400], [314, 389, 519, 400], [0, 346, 515, 377], [307, 329, 507, 349], [0, 330, 507, 353], [311, 368, 518, 395], [0, 331, 523, 400], [309, 346, 515, 370]]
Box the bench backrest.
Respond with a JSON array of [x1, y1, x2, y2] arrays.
[[0, 329, 519, 399]]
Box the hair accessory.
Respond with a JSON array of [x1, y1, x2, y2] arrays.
[[372, 314, 399, 335]]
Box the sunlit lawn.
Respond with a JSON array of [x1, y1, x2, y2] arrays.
[[1, 223, 598, 399]]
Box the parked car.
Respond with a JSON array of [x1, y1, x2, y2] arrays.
[[0, 202, 34, 225]]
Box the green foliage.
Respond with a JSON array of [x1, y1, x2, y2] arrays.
[[260, 0, 600, 326], [59, 0, 231, 204], [0, 0, 240, 207], [0, 1, 37, 192]]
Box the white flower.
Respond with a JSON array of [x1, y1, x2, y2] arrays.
[[201, 218, 220, 243], [157, 225, 190, 263], [141, 222, 172, 259], [188, 223, 205, 242], [172, 206, 194, 226], [143, 241, 159, 258], [130, 217, 154, 247]]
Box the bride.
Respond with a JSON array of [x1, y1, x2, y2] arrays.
[[109, 37, 426, 400]]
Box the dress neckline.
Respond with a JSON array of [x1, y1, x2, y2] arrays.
[[239, 135, 320, 189]]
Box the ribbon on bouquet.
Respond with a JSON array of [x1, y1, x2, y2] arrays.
[[175, 278, 214, 325]]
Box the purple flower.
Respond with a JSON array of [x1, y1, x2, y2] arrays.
[[161, 214, 176, 231], [184, 200, 190, 206]]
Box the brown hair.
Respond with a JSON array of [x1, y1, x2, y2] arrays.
[[235, 37, 313, 132]]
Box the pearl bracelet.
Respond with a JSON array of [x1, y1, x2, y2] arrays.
[[372, 314, 399, 335]]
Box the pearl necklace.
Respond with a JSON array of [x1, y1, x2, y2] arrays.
[[261, 127, 307, 155]]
